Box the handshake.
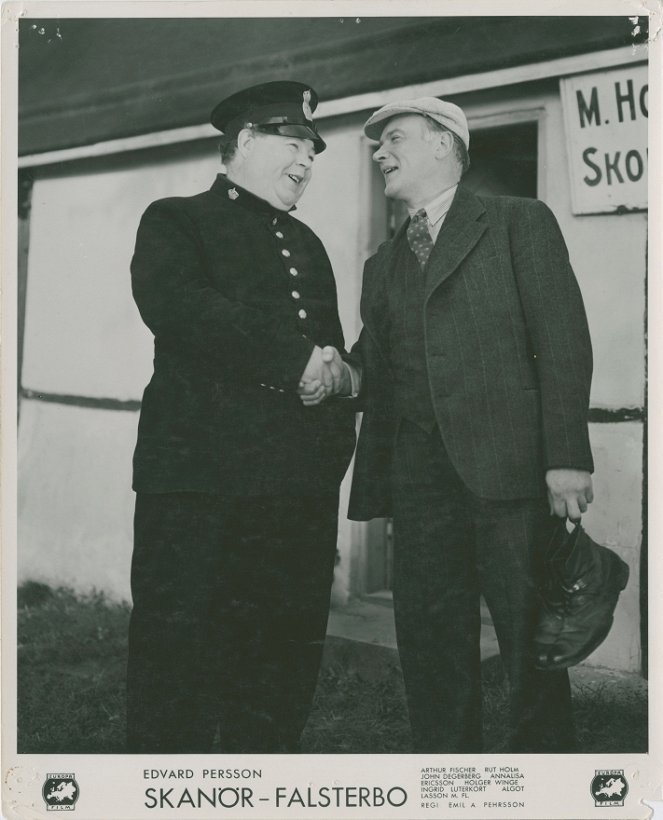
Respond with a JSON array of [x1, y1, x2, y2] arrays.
[[297, 345, 351, 406]]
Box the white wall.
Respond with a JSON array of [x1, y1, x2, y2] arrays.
[[22, 143, 220, 400], [19, 142, 224, 601], [584, 423, 643, 670], [18, 401, 136, 601], [539, 90, 646, 410], [542, 88, 645, 673]]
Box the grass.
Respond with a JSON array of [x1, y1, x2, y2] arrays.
[[16, 583, 647, 754], [573, 675, 648, 753], [304, 664, 412, 753], [17, 582, 130, 753]]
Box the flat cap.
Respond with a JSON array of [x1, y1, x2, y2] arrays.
[[211, 80, 326, 153], [364, 97, 469, 150]]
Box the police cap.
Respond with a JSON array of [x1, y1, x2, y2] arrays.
[[210, 81, 326, 153]]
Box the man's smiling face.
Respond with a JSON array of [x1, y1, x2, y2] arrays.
[[241, 132, 315, 210], [372, 114, 441, 208]]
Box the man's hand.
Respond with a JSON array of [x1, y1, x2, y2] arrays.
[[298, 346, 332, 404], [298, 346, 350, 406], [545, 468, 594, 521]]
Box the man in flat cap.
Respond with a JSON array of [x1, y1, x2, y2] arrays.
[[304, 97, 596, 752], [126, 81, 356, 753]]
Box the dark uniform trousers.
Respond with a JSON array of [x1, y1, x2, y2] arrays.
[[385, 237, 575, 753], [126, 491, 339, 753]]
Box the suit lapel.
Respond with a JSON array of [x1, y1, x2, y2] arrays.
[[362, 187, 487, 348], [424, 185, 487, 302], [361, 220, 409, 358], [363, 220, 408, 318]]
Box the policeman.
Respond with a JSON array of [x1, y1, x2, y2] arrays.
[[127, 81, 356, 753]]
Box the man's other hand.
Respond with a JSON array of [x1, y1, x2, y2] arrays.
[[298, 346, 331, 404], [545, 468, 594, 521]]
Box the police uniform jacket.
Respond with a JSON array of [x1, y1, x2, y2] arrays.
[[131, 173, 356, 496], [348, 185, 594, 520]]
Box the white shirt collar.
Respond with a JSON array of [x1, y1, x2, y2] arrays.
[[407, 184, 458, 227]]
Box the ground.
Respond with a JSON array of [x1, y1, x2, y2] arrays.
[[16, 582, 647, 754]]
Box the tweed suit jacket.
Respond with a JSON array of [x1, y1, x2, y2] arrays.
[[131, 174, 356, 497], [347, 185, 593, 521]]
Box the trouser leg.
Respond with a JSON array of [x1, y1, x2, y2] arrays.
[[391, 421, 482, 752], [471, 496, 576, 752], [212, 494, 339, 752], [126, 492, 339, 753], [126, 493, 224, 752], [390, 421, 575, 752]]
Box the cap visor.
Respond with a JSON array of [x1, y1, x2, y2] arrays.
[[266, 124, 325, 153]]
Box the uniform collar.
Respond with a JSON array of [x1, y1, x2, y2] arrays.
[[407, 183, 458, 227], [210, 173, 296, 215]]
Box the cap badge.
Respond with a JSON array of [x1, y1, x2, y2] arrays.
[[228, 187, 239, 200], [302, 89, 313, 122]]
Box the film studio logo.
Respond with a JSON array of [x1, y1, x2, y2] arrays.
[[42, 774, 79, 811], [590, 770, 628, 807]]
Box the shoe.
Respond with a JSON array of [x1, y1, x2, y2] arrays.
[[533, 522, 629, 671]]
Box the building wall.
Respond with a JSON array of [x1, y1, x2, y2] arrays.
[[536, 84, 644, 672], [18, 73, 646, 671], [19, 143, 220, 597]]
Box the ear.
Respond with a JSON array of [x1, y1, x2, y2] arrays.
[[435, 130, 454, 160], [236, 128, 255, 158]]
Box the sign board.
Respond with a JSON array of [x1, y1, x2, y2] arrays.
[[560, 63, 647, 214]]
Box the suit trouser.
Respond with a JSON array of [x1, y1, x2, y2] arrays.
[[126, 491, 338, 753], [390, 420, 576, 753]]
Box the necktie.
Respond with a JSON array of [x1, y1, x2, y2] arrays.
[[406, 208, 434, 269]]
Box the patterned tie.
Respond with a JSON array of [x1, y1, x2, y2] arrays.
[[406, 208, 434, 269]]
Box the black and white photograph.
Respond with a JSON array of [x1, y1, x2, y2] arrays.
[[2, 1, 661, 818]]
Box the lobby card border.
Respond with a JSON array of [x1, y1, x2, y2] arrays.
[[2, 2, 662, 819]]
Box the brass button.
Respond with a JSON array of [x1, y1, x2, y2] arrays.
[[298, 309, 307, 319], [281, 249, 291, 258], [275, 231, 284, 239], [291, 291, 301, 300], [289, 267, 298, 276]]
